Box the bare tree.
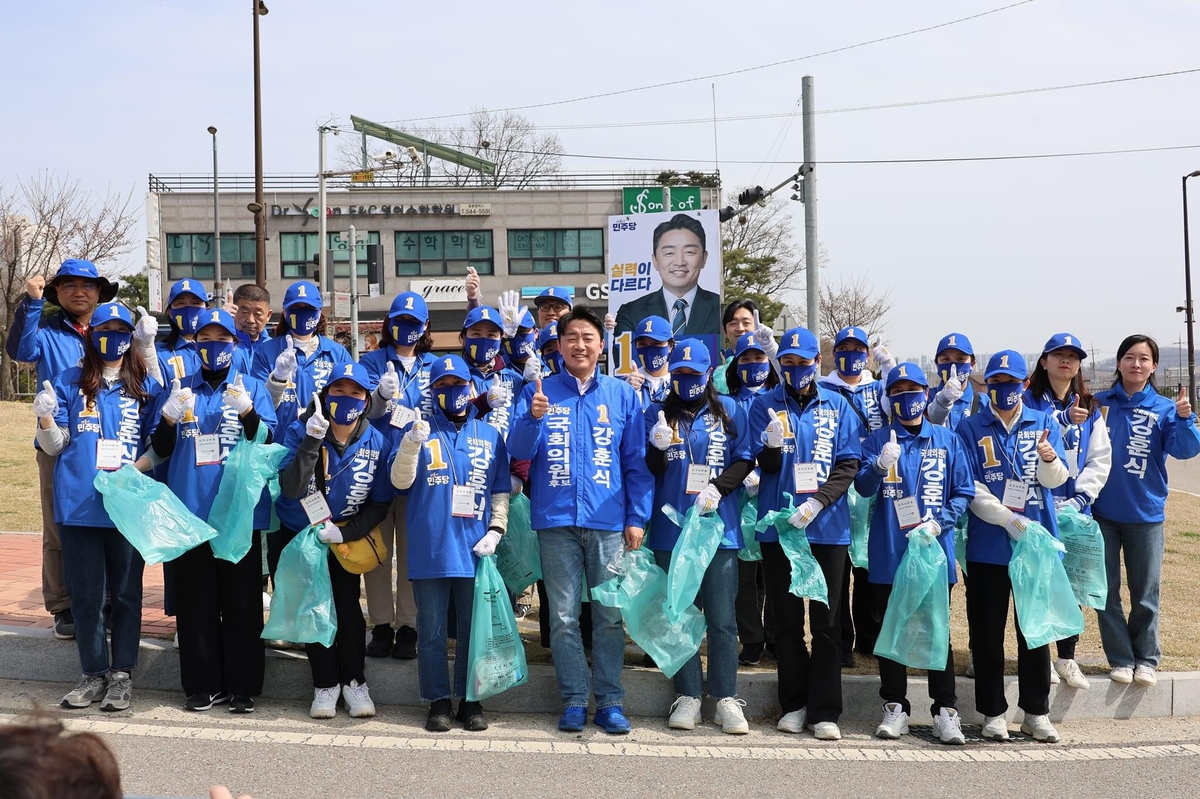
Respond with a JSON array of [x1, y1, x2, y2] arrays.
[[817, 274, 894, 342]]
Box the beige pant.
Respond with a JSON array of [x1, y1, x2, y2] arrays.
[[37, 449, 70, 614], [363, 494, 417, 628]]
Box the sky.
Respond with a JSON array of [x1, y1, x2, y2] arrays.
[[3, 0, 1198, 364]]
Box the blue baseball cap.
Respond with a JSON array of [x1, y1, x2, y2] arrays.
[[326, 361, 374, 394], [463, 305, 503, 331], [167, 278, 209, 307], [778, 327, 820, 359], [936, 332, 974, 357], [834, 326, 870, 348], [46, 259, 118, 305], [985, 349, 1028, 380], [537, 321, 558, 350], [885, 361, 929, 391], [1042, 332, 1087, 360], [387, 292, 428, 323], [193, 308, 238, 339], [517, 309, 536, 330], [88, 302, 135, 330], [430, 354, 472, 384], [534, 286, 573, 308], [633, 315, 672, 343], [734, 332, 765, 359], [669, 338, 711, 372], [282, 280, 322, 310]]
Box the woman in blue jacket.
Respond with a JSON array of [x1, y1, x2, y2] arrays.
[[927, 333, 979, 429], [32, 302, 163, 712], [645, 340, 754, 735], [158, 279, 207, 383], [1093, 334, 1200, 687]]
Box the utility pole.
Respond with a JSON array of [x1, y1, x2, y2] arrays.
[[208, 126, 222, 297], [318, 127, 330, 296], [802, 76, 820, 338], [348, 225, 360, 359]]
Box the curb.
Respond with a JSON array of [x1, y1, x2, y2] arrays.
[[1, 625, 1191, 724]]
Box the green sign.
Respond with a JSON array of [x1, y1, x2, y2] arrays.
[[622, 187, 702, 215], [668, 187, 701, 212]]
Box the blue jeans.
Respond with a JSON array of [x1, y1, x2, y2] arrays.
[[1095, 516, 1164, 669], [539, 527, 627, 709], [653, 547, 739, 699], [59, 525, 144, 677], [412, 577, 474, 702]]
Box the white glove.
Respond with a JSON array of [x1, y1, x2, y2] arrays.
[[937, 364, 964, 407], [473, 530, 502, 557], [763, 410, 785, 448], [487, 375, 512, 408], [271, 335, 298, 383], [376, 362, 399, 400], [522, 355, 544, 384], [788, 497, 825, 530], [510, 475, 524, 495], [694, 483, 722, 515], [872, 339, 896, 375], [305, 392, 329, 438], [603, 313, 616, 333], [876, 430, 901, 473], [626, 370, 646, 391], [1055, 496, 1085, 513], [32, 380, 58, 419], [649, 410, 674, 451], [1005, 513, 1028, 541], [133, 306, 158, 346], [907, 516, 941, 544], [223, 374, 253, 415], [222, 289, 237, 315], [160, 377, 194, 423], [404, 408, 430, 446], [498, 290, 523, 338], [317, 519, 343, 544], [464, 266, 479, 300], [752, 310, 778, 358], [743, 470, 760, 497]]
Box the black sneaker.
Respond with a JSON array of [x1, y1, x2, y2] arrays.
[[738, 643, 764, 666], [391, 625, 417, 660], [185, 691, 231, 712], [456, 700, 488, 732], [366, 624, 394, 658], [426, 698, 453, 732], [53, 610, 75, 640], [229, 695, 255, 714], [764, 644, 777, 662], [514, 603, 531, 621]]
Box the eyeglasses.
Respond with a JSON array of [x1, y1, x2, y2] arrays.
[[57, 280, 99, 293]]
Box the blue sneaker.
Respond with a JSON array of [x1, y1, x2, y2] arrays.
[[594, 705, 632, 735], [558, 706, 588, 732]]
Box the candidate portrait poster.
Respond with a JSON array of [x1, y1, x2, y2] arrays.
[[606, 210, 723, 375]]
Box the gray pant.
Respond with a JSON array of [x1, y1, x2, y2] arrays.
[[38, 449, 69, 615], [363, 494, 418, 628]]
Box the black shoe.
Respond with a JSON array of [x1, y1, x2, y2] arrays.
[[53, 610, 75, 640], [842, 651, 856, 668], [426, 698, 453, 732], [457, 700, 488, 732], [229, 695, 255, 714], [366, 624, 394, 658], [391, 625, 417, 660], [764, 644, 777, 662], [184, 691, 230, 712], [514, 603, 531, 620], [738, 642, 764, 666]]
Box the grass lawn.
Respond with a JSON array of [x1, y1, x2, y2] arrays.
[[0, 401, 43, 533]]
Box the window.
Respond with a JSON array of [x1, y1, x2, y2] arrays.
[[395, 230, 493, 277], [279, 232, 381, 279], [507, 229, 604, 274], [165, 234, 257, 281]]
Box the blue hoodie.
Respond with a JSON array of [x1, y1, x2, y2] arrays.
[[9, 298, 87, 450], [251, 334, 353, 432]]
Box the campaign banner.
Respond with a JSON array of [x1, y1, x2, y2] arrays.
[[607, 210, 722, 375]]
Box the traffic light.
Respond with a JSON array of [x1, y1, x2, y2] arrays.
[[365, 243, 382, 286], [737, 186, 765, 206], [718, 205, 737, 223], [310, 249, 334, 284]]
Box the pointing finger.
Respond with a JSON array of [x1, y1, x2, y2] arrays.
[[753, 309, 761, 328], [949, 364, 958, 382], [310, 391, 321, 409], [225, 289, 234, 304], [286, 335, 294, 352], [414, 407, 422, 423]]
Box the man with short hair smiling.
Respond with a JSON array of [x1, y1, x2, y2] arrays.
[[225, 284, 273, 372]]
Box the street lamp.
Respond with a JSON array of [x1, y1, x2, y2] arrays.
[[252, 0, 269, 288], [208, 126, 222, 298], [1184, 169, 1200, 400]]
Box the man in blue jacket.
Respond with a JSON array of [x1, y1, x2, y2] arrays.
[[509, 306, 653, 735], [6, 259, 118, 639]]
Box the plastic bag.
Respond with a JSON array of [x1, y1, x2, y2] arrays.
[[208, 433, 290, 563], [467, 555, 529, 700], [591, 548, 706, 678], [662, 504, 725, 623], [874, 530, 950, 670], [847, 486, 872, 570], [1056, 506, 1108, 609], [1008, 520, 1085, 649], [261, 524, 337, 647], [737, 493, 761, 562], [754, 494, 829, 605], [953, 515, 968, 577], [94, 465, 218, 565], [495, 492, 541, 594]]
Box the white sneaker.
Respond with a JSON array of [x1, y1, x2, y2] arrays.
[[343, 680, 376, 718], [809, 721, 842, 741], [964, 653, 975, 678], [309, 685, 341, 719], [172, 632, 179, 650], [1055, 658, 1090, 689], [933, 708, 966, 745], [875, 702, 909, 739], [1049, 667, 1060, 685], [1133, 665, 1158, 687], [714, 697, 750, 735], [777, 708, 807, 734], [1110, 666, 1134, 684], [981, 714, 1010, 741], [668, 695, 702, 730], [262, 591, 272, 612], [1020, 713, 1060, 743]]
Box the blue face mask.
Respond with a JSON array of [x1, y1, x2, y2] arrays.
[[327, 395, 367, 425], [463, 335, 501, 366], [739, 360, 770, 387], [889, 390, 928, 422], [544, 351, 564, 375], [288, 307, 321, 336], [835, 350, 869, 378], [505, 331, 537, 361], [196, 340, 236, 371], [781, 363, 818, 391], [637, 344, 671, 373], [390, 318, 425, 347], [90, 329, 132, 362], [671, 372, 708, 401], [433, 383, 472, 415], [938, 362, 971, 386], [171, 305, 204, 335], [988, 381, 1024, 411]]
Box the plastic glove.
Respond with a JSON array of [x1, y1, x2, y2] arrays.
[[743, 470, 760, 497], [133, 306, 158, 346], [487, 375, 512, 408], [871, 338, 897, 375], [498, 290, 523, 338], [464, 266, 479, 300], [305, 392, 329, 438], [271, 335, 298, 383], [626, 370, 646, 391], [376, 362, 399, 400], [603, 313, 617, 333], [788, 497, 824, 530], [223, 374, 253, 415], [936, 365, 964, 407], [763, 410, 785, 448], [160, 377, 194, 423], [473, 530, 502, 557], [876, 430, 901, 473], [752, 310, 778, 357], [649, 410, 674, 451], [694, 483, 722, 515], [906, 516, 941, 544], [522, 354, 544, 384], [1054, 496, 1085, 513], [317, 519, 343, 544], [1005, 513, 1028, 541], [404, 408, 430, 446], [32, 380, 58, 419], [510, 475, 524, 495]]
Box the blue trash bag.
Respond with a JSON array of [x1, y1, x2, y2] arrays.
[[261, 524, 337, 647], [873, 528, 951, 670], [1008, 520, 1085, 650], [94, 465, 218, 565], [754, 494, 829, 605], [467, 555, 529, 701], [495, 492, 541, 594], [737, 493, 762, 562], [1056, 506, 1108, 609], [662, 503, 726, 623], [208, 432, 290, 563], [591, 548, 706, 679], [848, 485, 872, 570]]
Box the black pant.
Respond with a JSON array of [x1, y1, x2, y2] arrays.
[[1057, 634, 1078, 660], [841, 561, 881, 656], [536, 579, 592, 651], [873, 582, 957, 715], [306, 550, 367, 689], [965, 561, 1050, 717], [266, 526, 301, 586], [173, 532, 265, 698], [735, 559, 775, 648], [760, 540, 847, 723]]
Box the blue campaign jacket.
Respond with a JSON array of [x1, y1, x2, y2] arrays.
[[927, 381, 983, 430], [1093, 384, 1200, 524], [157, 340, 202, 384], [819, 374, 887, 437], [644, 396, 752, 551], [956, 403, 1067, 566], [359, 348, 436, 426], [252, 335, 353, 432], [1024, 389, 1106, 509], [51, 368, 163, 528], [468, 362, 523, 442], [748, 384, 863, 545], [854, 420, 975, 584], [509, 369, 654, 533], [7, 297, 86, 388]]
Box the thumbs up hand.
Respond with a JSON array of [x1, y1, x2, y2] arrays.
[[32, 380, 58, 419], [222, 289, 237, 314], [763, 409, 785, 448], [1178, 386, 1192, 419], [133, 306, 158, 345], [223, 373, 253, 416], [161, 377, 194, 423], [1066, 395, 1089, 425], [405, 407, 431, 445], [1035, 427, 1057, 463], [271, 335, 298, 383], [937, 364, 964, 407], [522, 352, 544, 384], [376, 361, 399, 400], [530, 378, 549, 420], [487, 374, 512, 409], [464, 266, 480, 300], [876, 428, 902, 473], [305, 391, 329, 438], [650, 410, 674, 451], [871, 338, 897, 376]]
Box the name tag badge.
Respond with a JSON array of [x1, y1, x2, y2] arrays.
[[95, 439, 123, 471], [685, 463, 710, 495], [390, 405, 416, 430], [452, 485, 477, 518], [894, 496, 921, 529], [793, 463, 820, 493], [1064, 447, 1080, 479], [1002, 478, 1028, 511], [194, 434, 222, 466], [301, 491, 332, 524]]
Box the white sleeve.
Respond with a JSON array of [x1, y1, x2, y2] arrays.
[[35, 425, 68, 456], [1036, 455, 1069, 489], [1074, 420, 1112, 501], [968, 481, 1013, 526], [266, 375, 288, 408], [390, 436, 421, 490]]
